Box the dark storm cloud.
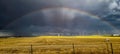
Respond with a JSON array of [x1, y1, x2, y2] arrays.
[[0, 0, 120, 36], [5, 7, 119, 36]]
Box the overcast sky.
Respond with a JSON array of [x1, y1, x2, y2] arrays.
[[0, 0, 120, 35]]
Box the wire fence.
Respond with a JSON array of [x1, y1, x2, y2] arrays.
[[0, 43, 120, 54]]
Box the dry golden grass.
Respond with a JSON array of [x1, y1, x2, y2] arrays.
[[0, 36, 120, 54]]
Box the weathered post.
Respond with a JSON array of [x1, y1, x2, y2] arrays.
[[105, 38, 113, 54], [72, 43, 75, 54], [30, 45, 33, 54], [105, 38, 110, 54], [110, 43, 113, 54]]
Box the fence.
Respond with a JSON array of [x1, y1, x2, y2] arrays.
[[0, 43, 120, 54]]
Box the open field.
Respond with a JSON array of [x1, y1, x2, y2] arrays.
[[0, 36, 120, 54]]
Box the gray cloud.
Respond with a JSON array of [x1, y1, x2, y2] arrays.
[[5, 7, 119, 35], [0, 0, 120, 36]]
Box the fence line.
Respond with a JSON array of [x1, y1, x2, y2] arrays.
[[0, 43, 120, 54]]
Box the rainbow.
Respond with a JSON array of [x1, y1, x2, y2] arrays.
[[6, 7, 119, 32], [41, 7, 100, 19]]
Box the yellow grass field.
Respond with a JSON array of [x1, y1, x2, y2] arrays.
[[0, 36, 120, 54]]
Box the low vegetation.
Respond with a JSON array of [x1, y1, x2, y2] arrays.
[[0, 36, 120, 54]]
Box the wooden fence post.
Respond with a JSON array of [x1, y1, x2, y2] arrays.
[[106, 43, 109, 54], [110, 43, 113, 54], [72, 43, 75, 54], [105, 38, 110, 54], [30, 45, 33, 54]]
